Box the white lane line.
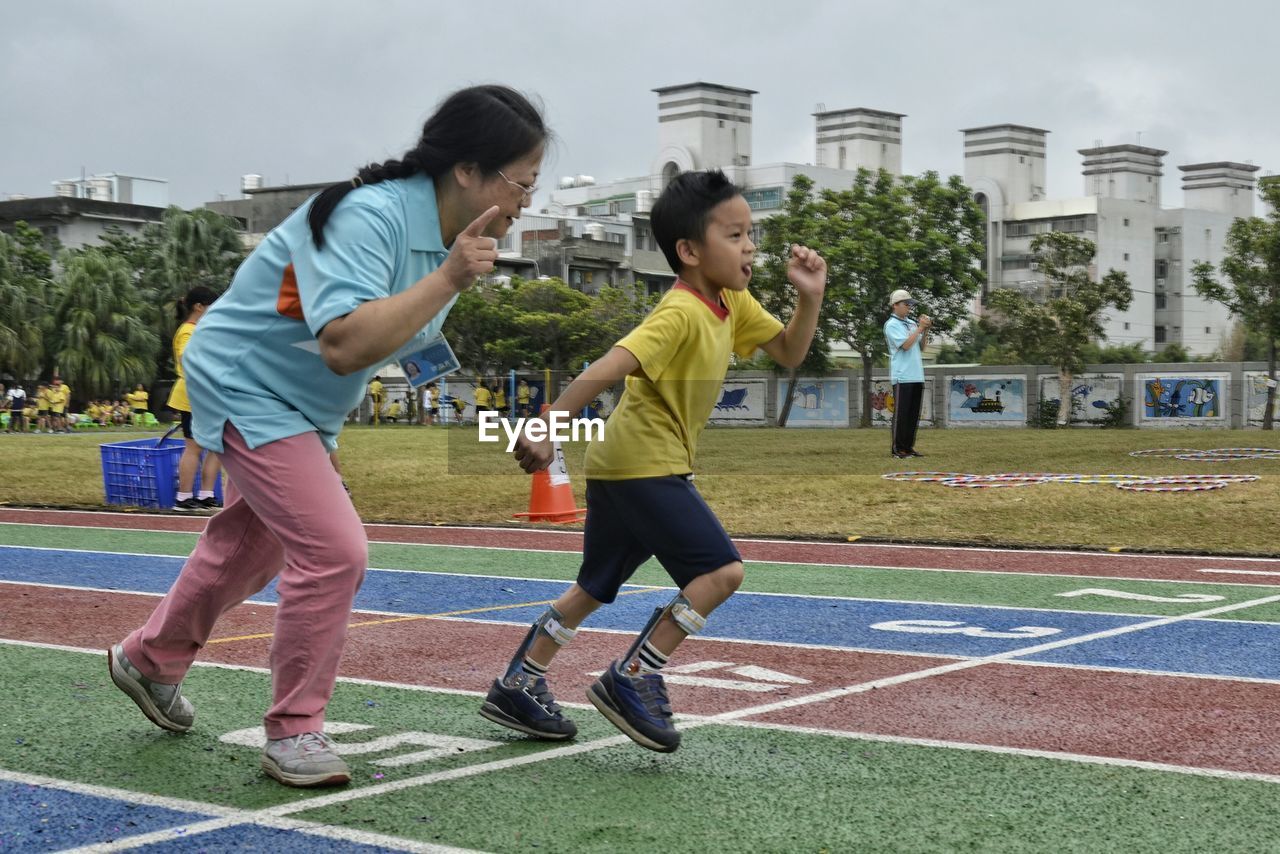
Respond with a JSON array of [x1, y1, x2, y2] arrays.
[[0, 767, 483, 853], [8, 614, 1280, 839], [7, 524, 1280, 589], [9, 548, 1278, 623], [180, 591, 1280, 816], [696, 591, 1280, 724], [5, 512, 1278, 564], [719, 721, 1280, 786], [1199, 569, 1280, 578]]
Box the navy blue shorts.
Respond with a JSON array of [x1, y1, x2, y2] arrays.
[[576, 475, 741, 604]]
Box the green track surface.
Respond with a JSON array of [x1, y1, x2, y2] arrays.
[[5, 644, 1279, 853], [5, 523, 1278, 623]]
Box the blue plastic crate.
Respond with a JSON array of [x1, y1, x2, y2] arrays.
[[100, 438, 223, 509]]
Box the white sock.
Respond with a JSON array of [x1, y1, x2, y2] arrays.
[[176, 491, 193, 501], [197, 490, 214, 500]]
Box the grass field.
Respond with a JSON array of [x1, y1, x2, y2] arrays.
[[2, 425, 1278, 554]]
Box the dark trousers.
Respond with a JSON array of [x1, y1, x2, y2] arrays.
[[891, 381, 923, 454]]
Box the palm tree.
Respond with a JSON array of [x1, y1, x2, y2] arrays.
[[48, 248, 160, 399], [0, 223, 52, 380]]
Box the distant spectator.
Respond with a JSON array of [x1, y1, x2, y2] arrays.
[[5, 383, 27, 433], [169, 287, 224, 511], [126, 384, 150, 426], [34, 383, 50, 433], [473, 381, 492, 414], [48, 378, 70, 433], [424, 382, 439, 426], [516, 378, 532, 417], [368, 376, 384, 424]]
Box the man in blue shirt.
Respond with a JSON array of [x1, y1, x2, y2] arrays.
[[883, 289, 931, 459]]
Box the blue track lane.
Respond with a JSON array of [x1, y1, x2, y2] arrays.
[[0, 781, 214, 851], [3, 547, 1279, 681]]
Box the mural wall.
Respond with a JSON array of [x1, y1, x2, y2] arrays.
[[869, 378, 934, 428], [710, 379, 769, 425], [780, 377, 849, 427], [1036, 374, 1124, 424], [946, 376, 1026, 426], [1137, 373, 1229, 425], [1243, 372, 1280, 426]]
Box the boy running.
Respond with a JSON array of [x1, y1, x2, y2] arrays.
[[480, 169, 826, 752]]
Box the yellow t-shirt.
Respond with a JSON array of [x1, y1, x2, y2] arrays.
[[127, 390, 149, 410], [167, 321, 195, 412], [474, 386, 492, 407], [517, 384, 531, 404], [35, 389, 50, 412], [495, 390, 507, 408], [585, 284, 783, 480], [50, 384, 70, 414], [369, 380, 384, 400]]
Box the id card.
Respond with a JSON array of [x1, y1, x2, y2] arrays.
[[398, 332, 461, 388]]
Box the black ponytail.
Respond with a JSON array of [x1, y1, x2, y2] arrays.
[[177, 286, 220, 320], [307, 84, 549, 249]]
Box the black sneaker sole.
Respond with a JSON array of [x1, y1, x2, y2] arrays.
[[479, 703, 576, 740], [586, 682, 679, 753]]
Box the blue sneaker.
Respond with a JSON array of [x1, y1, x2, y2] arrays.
[[480, 672, 577, 740], [587, 661, 680, 753]]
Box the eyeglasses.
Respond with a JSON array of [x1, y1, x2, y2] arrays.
[[496, 169, 538, 200]]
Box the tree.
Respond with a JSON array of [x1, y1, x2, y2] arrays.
[[442, 277, 655, 376], [0, 222, 55, 380], [1191, 180, 1280, 430], [766, 169, 985, 426], [754, 175, 837, 425], [156, 207, 244, 339], [47, 248, 161, 398], [986, 232, 1132, 425], [486, 277, 594, 373], [933, 315, 1007, 365]]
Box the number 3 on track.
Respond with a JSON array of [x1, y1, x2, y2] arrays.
[[870, 619, 1061, 639]]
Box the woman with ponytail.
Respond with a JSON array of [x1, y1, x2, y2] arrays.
[[109, 85, 549, 788]]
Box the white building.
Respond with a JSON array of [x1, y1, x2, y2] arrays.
[[52, 172, 169, 208], [546, 82, 1263, 357], [969, 133, 1260, 356], [548, 82, 904, 272]]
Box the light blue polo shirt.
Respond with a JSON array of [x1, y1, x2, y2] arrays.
[[183, 173, 455, 453], [884, 315, 924, 384]]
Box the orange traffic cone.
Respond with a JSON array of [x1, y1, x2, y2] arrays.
[[514, 409, 586, 524]]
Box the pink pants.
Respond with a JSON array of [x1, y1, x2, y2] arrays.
[[123, 423, 367, 739]]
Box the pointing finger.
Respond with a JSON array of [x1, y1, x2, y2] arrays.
[[463, 205, 501, 238]]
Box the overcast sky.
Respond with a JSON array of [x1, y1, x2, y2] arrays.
[[2, 0, 1275, 211]]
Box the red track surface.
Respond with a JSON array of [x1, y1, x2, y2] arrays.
[[9, 582, 1280, 777], [4, 507, 1279, 583]]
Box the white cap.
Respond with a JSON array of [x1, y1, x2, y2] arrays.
[[889, 289, 913, 306]]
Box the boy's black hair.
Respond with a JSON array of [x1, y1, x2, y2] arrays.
[[650, 169, 742, 274]]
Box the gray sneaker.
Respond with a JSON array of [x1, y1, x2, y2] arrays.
[[261, 732, 351, 788], [107, 643, 195, 733]]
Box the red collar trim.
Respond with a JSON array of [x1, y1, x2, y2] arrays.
[[674, 280, 729, 321]]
